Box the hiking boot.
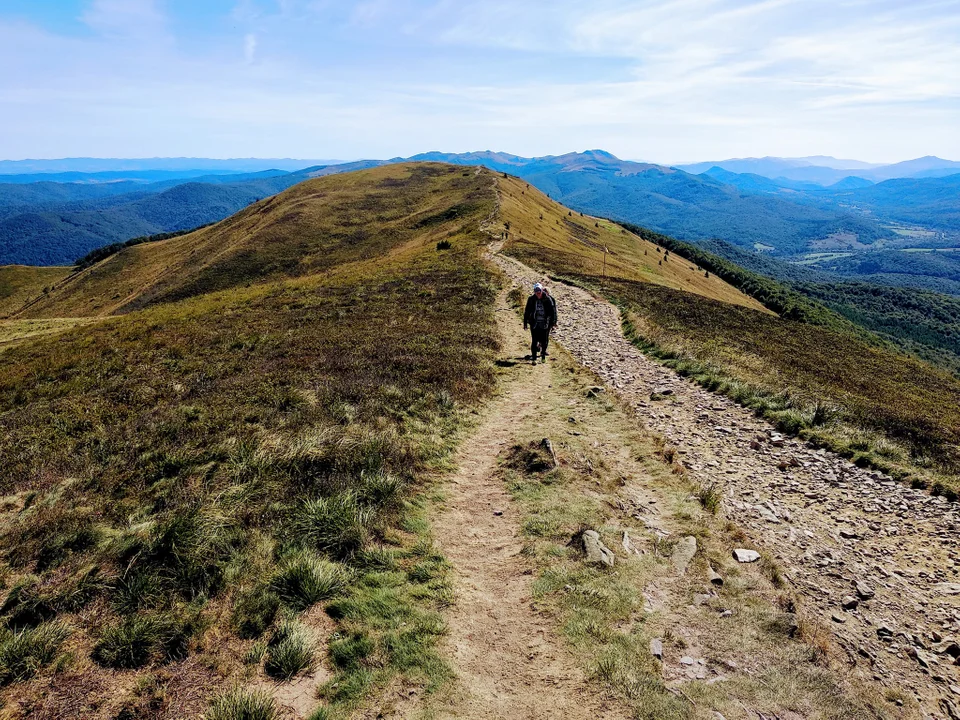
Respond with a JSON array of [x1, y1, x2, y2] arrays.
[[540, 353, 546, 362], [531, 357, 537, 366]]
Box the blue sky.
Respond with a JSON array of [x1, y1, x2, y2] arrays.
[[2, 0, 959, 163]]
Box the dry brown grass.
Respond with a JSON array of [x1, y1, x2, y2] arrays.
[[15, 164, 490, 320], [0, 318, 104, 352], [0, 266, 72, 317]]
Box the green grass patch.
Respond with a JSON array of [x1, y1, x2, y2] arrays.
[[264, 618, 316, 680], [0, 621, 69, 685]]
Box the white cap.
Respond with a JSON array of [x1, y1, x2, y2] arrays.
[[533, 282, 543, 291]]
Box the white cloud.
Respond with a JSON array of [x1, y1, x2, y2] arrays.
[[1, 0, 959, 161]]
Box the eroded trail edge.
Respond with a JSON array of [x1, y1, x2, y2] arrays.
[[494, 250, 960, 718]]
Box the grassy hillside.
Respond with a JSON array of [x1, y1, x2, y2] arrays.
[[0, 164, 501, 719], [793, 281, 960, 374], [496, 175, 770, 312], [0, 266, 72, 317], [665, 237, 960, 374], [502, 204, 960, 491], [15, 165, 487, 319]]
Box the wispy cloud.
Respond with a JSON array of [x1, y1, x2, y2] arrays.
[[1, 0, 958, 161]]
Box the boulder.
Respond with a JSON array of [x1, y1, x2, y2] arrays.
[[582, 530, 615, 568], [650, 638, 663, 660], [733, 548, 761, 563]]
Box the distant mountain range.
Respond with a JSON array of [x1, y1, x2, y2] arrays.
[[676, 155, 960, 186], [0, 157, 343, 176], [0, 162, 381, 265], [1, 150, 958, 298]]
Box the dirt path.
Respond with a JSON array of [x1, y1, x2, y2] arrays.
[[493, 250, 960, 719], [428, 288, 626, 720]]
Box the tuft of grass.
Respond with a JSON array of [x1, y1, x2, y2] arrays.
[[697, 482, 722, 514], [0, 621, 70, 685], [92, 615, 164, 669], [206, 686, 279, 720], [270, 552, 351, 611], [91, 610, 201, 669], [265, 618, 316, 680], [291, 493, 373, 558]]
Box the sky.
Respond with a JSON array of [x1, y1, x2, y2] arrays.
[[2, 0, 959, 164]]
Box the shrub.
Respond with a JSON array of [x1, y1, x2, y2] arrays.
[[0, 621, 70, 685], [270, 552, 350, 611], [264, 619, 316, 680], [206, 686, 279, 720], [436, 240, 452, 250]]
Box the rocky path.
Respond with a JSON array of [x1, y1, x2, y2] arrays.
[[494, 250, 960, 720], [427, 288, 626, 720]]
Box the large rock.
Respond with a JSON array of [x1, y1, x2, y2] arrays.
[[582, 530, 615, 568], [733, 548, 761, 563], [671, 536, 698, 575]]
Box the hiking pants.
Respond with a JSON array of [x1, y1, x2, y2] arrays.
[[531, 327, 550, 358]]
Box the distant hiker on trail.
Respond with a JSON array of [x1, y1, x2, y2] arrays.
[[523, 282, 557, 366]]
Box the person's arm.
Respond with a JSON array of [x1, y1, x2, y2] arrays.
[[549, 296, 558, 329], [523, 296, 531, 329]]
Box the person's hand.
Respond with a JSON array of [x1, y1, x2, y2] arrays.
[[523, 324, 527, 330]]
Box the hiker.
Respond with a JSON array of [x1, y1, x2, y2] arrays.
[[523, 282, 557, 365]]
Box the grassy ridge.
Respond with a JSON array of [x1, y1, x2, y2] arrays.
[[0, 164, 500, 717], [17, 164, 488, 319]]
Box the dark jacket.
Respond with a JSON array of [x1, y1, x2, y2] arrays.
[[523, 293, 557, 330]]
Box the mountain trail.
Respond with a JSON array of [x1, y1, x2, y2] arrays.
[[421, 287, 626, 720], [493, 248, 960, 719]]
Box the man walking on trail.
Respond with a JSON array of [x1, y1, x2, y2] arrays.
[[523, 282, 557, 365]]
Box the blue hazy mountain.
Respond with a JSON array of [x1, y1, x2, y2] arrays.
[[0, 157, 343, 175], [677, 154, 960, 186]]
